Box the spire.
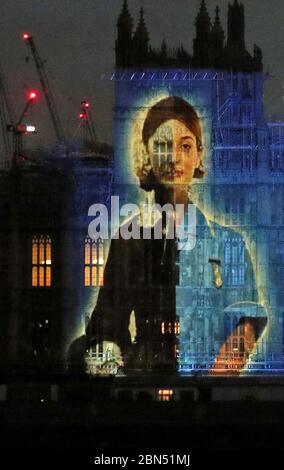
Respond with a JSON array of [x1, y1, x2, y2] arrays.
[[115, 0, 134, 68], [134, 8, 149, 43], [227, 0, 245, 48], [214, 6, 221, 25], [193, 0, 211, 68], [117, 0, 133, 31], [132, 8, 149, 66], [212, 6, 224, 37], [210, 6, 225, 68], [195, 0, 211, 29]]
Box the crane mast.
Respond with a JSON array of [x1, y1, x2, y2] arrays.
[[0, 65, 16, 167], [23, 33, 65, 143], [79, 100, 98, 144]]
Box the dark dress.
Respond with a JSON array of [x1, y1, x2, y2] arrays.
[[86, 218, 179, 373], [69, 208, 267, 374]]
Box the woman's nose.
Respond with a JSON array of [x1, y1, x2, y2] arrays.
[[172, 150, 181, 164]]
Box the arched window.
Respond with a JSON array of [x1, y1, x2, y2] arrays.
[[84, 237, 104, 287], [224, 314, 246, 359], [224, 236, 245, 286], [32, 235, 52, 287]]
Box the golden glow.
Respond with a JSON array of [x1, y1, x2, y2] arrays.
[[85, 266, 90, 286], [84, 237, 105, 287], [158, 389, 174, 402], [46, 266, 51, 287], [39, 243, 44, 264], [39, 266, 44, 287], [32, 243, 38, 264], [32, 266, 38, 287], [98, 266, 104, 286], [46, 241, 51, 263], [161, 321, 180, 335], [128, 310, 137, 344], [32, 235, 52, 287], [91, 242, 97, 265], [85, 239, 91, 264], [209, 318, 257, 376], [174, 321, 180, 335], [91, 266, 97, 286], [98, 242, 104, 265]]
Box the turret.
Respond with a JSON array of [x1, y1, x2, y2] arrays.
[[210, 6, 225, 67], [193, 0, 211, 68], [227, 0, 245, 49], [132, 8, 149, 67], [115, 0, 133, 67]]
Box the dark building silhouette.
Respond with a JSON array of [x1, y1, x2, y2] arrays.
[[192, 0, 212, 68], [132, 8, 149, 66], [115, 0, 133, 68], [115, 0, 263, 72], [210, 7, 225, 69], [0, 148, 113, 372]]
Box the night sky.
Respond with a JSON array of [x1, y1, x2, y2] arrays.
[[1, 0, 284, 149]]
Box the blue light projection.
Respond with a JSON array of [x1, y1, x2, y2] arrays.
[[113, 68, 284, 375]]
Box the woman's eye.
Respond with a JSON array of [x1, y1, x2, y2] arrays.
[[181, 143, 191, 151]]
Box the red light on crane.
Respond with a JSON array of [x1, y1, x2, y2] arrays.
[[81, 100, 90, 109], [28, 90, 38, 100], [79, 112, 85, 119], [23, 32, 31, 40]]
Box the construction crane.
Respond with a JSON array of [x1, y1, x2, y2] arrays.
[[0, 64, 16, 168], [78, 100, 98, 144], [22, 32, 65, 143], [0, 61, 37, 167], [7, 90, 38, 164], [75, 100, 113, 160]]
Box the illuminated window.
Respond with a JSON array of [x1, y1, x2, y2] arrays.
[[174, 321, 180, 335], [161, 321, 180, 335], [224, 314, 246, 358], [32, 235, 52, 287], [84, 237, 104, 286], [158, 389, 174, 402]]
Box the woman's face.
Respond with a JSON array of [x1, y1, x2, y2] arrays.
[[147, 119, 202, 186]]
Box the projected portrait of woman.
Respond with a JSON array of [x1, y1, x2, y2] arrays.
[[69, 96, 267, 375]]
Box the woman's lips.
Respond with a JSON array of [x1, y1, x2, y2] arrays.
[[173, 170, 184, 177]]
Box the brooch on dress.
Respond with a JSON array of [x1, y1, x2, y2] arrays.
[[209, 258, 223, 288]]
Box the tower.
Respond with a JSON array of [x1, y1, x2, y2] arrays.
[[193, 0, 212, 68], [210, 6, 225, 68], [132, 8, 149, 67], [115, 0, 133, 68], [227, 0, 245, 49]]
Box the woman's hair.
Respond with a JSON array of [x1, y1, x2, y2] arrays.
[[137, 96, 205, 190], [142, 96, 203, 151]]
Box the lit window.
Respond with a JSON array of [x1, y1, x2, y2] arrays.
[[225, 315, 247, 359], [32, 235, 52, 287], [174, 321, 180, 335], [84, 237, 104, 286], [161, 321, 180, 335], [158, 389, 174, 402]]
